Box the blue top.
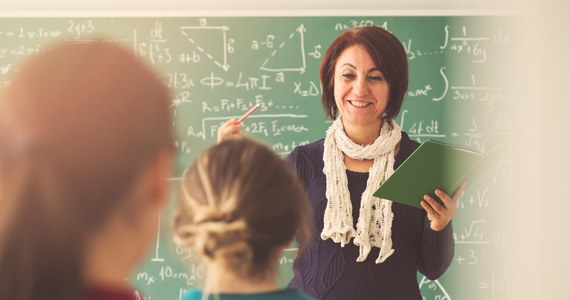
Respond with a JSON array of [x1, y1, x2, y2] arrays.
[[287, 132, 454, 300], [181, 288, 314, 300]]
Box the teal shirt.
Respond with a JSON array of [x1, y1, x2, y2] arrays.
[[181, 288, 314, 300]]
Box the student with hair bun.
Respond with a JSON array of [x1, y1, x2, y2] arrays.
[[173, 137, 314, 300]]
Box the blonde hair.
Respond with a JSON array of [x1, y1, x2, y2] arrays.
[[0, 40, 173, 300], [173, 137, 311, 280]]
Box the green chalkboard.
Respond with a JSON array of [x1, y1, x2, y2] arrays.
[[0, 15, 517, 300]]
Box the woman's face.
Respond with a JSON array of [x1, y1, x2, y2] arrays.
[[333, 44, 389, 129]]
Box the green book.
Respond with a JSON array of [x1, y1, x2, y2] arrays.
[[373, 138, 509, 209]]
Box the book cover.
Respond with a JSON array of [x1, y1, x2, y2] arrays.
[[373, 138, 508, 209]]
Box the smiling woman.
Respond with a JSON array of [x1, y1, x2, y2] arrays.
[[287, 26, 466, 300]]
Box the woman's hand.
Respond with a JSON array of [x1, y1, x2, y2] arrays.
[[421, 181, 467, 231], [217, 118, 243, 144]]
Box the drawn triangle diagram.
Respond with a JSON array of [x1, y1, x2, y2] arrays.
[[260, 24, 307, 74], [179, 25, 230, 71]]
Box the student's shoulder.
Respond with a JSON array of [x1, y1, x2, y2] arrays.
[[180, 288, 202, 300], [289, 289, 315, 300], [180, 289, 314, 300], [269, 288, 315, 300]]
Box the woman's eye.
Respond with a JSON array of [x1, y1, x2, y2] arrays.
[[342, 73, 355, 79], [368, 75, 383, 82]]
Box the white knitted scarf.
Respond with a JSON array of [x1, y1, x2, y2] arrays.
[[322, 117, 401, 264]]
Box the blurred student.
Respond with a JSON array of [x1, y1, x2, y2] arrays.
[[0, 40, 173, 300], [173, 137, 314, 300]]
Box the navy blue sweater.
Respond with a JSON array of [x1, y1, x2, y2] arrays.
[[287, 132, 454, 300]]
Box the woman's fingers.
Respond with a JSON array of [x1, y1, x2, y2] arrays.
[[423, 194, 445, 215], [435, 189, 456, 214], [420, 198, 438, 219], [422, 186, 463, 231]]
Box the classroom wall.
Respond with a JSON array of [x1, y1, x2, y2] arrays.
[[508, 1, 569, 299], [1, 1, 567, 299]]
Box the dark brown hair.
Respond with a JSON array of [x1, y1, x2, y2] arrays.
[[173, 137, 312, 280], [0, 40, 173, 299], [320, 26, 408, 121]]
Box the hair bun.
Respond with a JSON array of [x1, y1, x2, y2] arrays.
[[193, 208, 231, 225], [191, 208, 252, 270]]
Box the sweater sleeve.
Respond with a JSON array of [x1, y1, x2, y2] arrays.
[[417, 217, 455, 280]]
